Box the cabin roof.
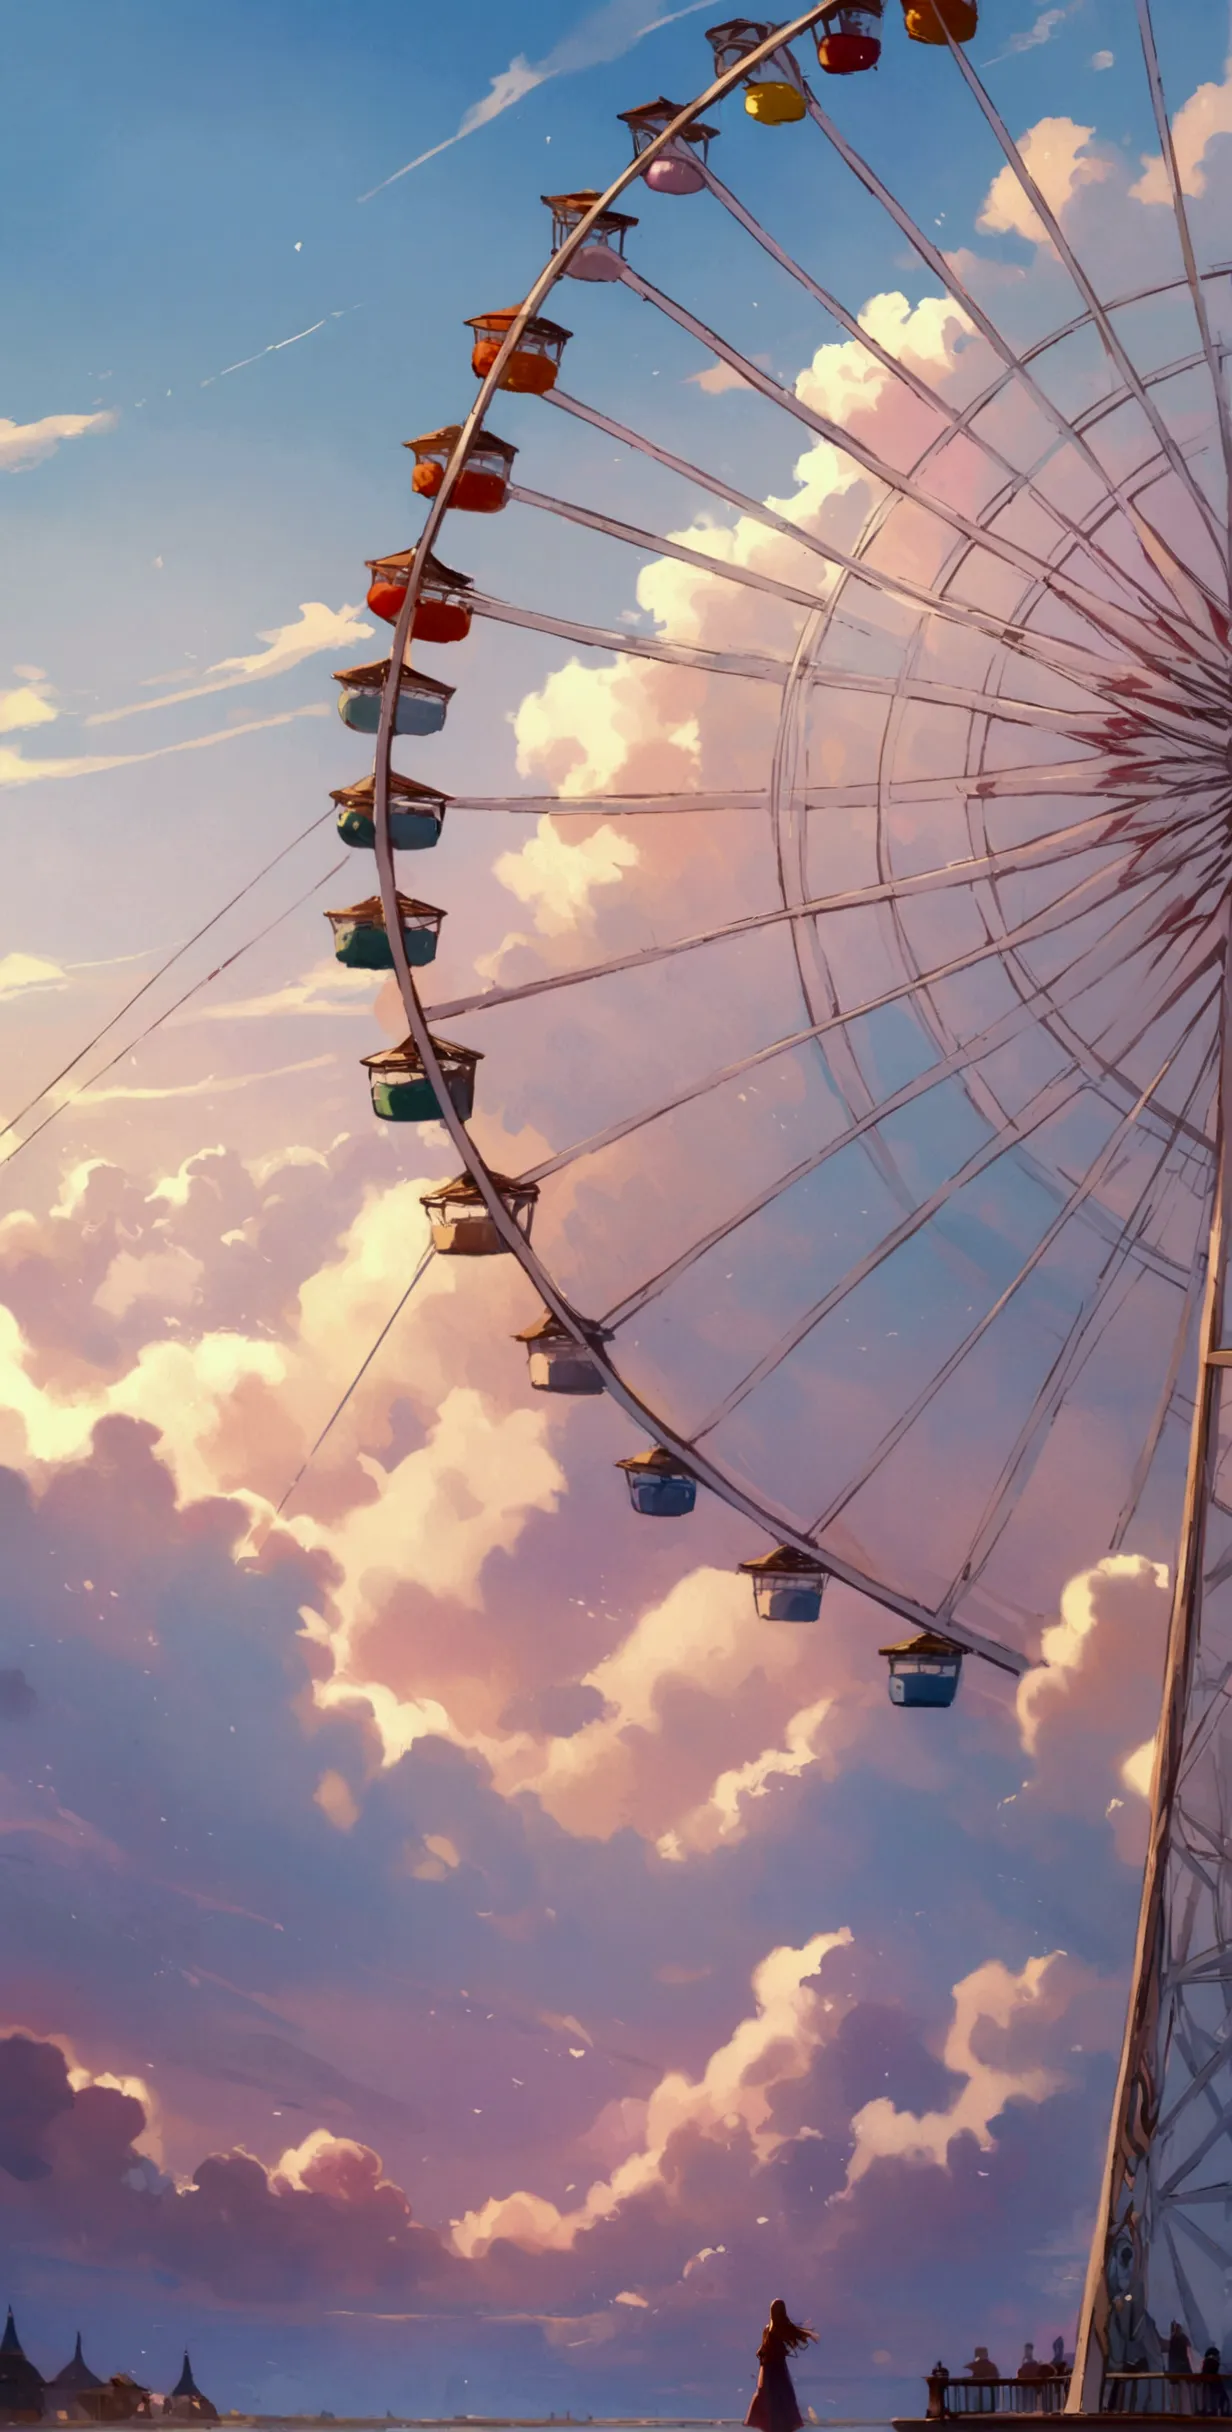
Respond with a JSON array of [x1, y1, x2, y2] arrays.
[[738, 1543, 829, 1578], [325, 893, 444, 925], [541, 189, 638, 232], [463, 307, 573, 344], [330, 774, 450, 811], [365, 547, 473, 591], [332, 660, 455, 700], [616, 1444, 695, 1477], [878, 1630, 964, 1660], [422, 1170, 539, 1207], [514, 1308, 610, 1345], [404, 425, 518, 464], [362, 1035, 482, 1075], [617, 95, 718, 137], [706, 17, 777, 46]]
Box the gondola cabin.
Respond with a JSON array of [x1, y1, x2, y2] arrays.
[[616, 98, 717, 194], [364, 548, 474, 643], [816, 1, 882, 71], [543, 190, 638, 282], [333, 660, 454, 737], [739, 1545, 830, 1622], [421, 1171, 540, 1257], [618, 1445, 698, 1517], [901, 0, 977, 41], [404, 425, 518, 513], [706, 18, 807, 121], [362, 1035, 480, 1125], [466, 309, 572, 395], [326, 892, 444, 971], [515, 1308, 610, 1396], [880, 1630, 963, 1708], [331, 773, 449, 852]]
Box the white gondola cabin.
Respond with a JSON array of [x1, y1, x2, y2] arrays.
[[617, 97, 717, 194], [739, 1544, 830, 1622], [816, 1, 883, 71], [880, 1630, 963, 1708], [705, 19, 807, 121], [901, 0, 977, 40], [365, 548, 474, 643], [515, 1308, 610, 1396], [421, 1171, 540, 1257], [325, 893, 444, 972], [331, 773, 449, 853], [333, 660, 454, 738], [543, 190, 638, 282], [404, 424, 518, 513], [466, 309, 572, 395], [618, 1445, 698, 1517], [363, 1035, 481, 1125]]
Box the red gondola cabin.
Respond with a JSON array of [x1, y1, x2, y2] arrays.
[[404, 425, 518, 513], [466, 309, 571, 395], [816, 1, 883, 71], [364, 548, 474, 643]]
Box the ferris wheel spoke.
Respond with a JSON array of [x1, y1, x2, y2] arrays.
[[933, 1031, 1220, 1617], [468, 589, 786, 681], [448, 788, 767, 815], [425, 805, 1150, 1029], [617, 263, 1209, 648], [694, 925, 1218, 1450], [801, 82, 1227, 591], [509, 478, 1198, 715], [600, 898, 1201, 1334], [940, 35, 1228, 573], [1136, 0, 1232, 526], [521, 843, 1166, 1187]]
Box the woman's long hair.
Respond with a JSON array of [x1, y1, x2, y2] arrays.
[[765, 2299, 817, 2353]]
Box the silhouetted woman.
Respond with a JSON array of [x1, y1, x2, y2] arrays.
[[746, 2300, 817, 2432]]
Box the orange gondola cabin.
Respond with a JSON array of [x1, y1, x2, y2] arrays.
[[544, 190, 638, 282], [421, 1171, 539, 1257], [901, 0, 977, 40], [331, 772, 449, 852], [363, 1035, 481, 1125], [365, 548, 474, 642], [325, 892, 444, 971], [617, 97, 718, 194], [466, 309, 572, 395], [404, 424, 518, 513]]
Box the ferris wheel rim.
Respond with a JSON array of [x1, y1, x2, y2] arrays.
[[363, 0, 1225, 1679]]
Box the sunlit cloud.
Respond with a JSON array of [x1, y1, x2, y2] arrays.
[[85, 603, 372, 726], [0, 409, 115, 472], [0, 700, 330, 789]]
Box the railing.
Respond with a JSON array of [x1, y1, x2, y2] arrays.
[[926, 2377, 1070, 2419], [1099, 2373, 1232, 2416]]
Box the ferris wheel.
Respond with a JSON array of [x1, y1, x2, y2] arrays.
[[321, 0, 1232, 2396]]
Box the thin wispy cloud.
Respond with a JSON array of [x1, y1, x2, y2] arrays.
[[79, 1053, 337, 1107], [198, 306, 363, 389], [85, 605, 371, 728], [359, 0, 718, 201], [0, 701, 329, 790]]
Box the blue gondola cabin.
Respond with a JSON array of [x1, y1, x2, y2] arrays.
[[404, 425, 518, 513], [543, 190, 638, 282], [421, 1171, 539, 1257], [617, 97, 718, 193], [880, 1630, 963, 1708], [325, 892, 444, 971], [739, 1545, 830, 1622], [516, 1308, 610, 1395], [618, 1445, 698, 1517], [362, 1035, 480, 1125], [333, 660, 454, 738], [331, 773, 449, 852]]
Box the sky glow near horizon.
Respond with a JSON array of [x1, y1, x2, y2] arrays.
[[3, 0, 1232, 2417]]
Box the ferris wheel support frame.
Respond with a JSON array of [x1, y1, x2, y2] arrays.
[[1070, 914, 1232, 2409]]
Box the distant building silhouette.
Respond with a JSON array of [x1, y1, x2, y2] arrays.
[[162, 2358, 216, 2425], [0, 2311, 45, 2426]]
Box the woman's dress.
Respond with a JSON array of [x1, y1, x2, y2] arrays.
[[746, 2336, 804, 2432]]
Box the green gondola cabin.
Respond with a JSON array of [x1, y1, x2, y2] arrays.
[[325, 892, 444, 971], [362, 1035, 480, 1125], [333, 660, 454, 737], [331, 773, 449, 852], [421, 1171, 539, 1257], [404, 424, 518, 512]]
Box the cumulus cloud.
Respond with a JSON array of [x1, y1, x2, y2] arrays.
[[1132, 53, 1232, 202], [977, 117, 1111, 243], [0, 411, 114, 472]]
